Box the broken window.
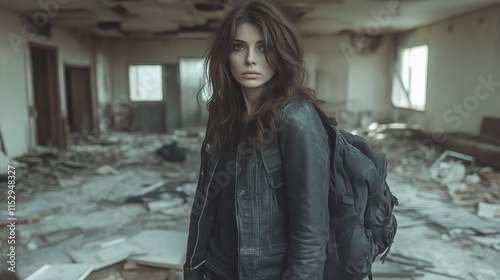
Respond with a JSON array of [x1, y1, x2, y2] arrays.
[[392, 45, 429, 111], [129, 65, 164, 101]]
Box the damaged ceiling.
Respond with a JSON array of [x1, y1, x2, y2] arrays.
[[0, 0, 499, 37]]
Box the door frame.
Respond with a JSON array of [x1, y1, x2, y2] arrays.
[[29, 43, 65, 148], [64, 64, 96, 133]]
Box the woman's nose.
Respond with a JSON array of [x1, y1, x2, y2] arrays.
[[245, 51, 256, 65]]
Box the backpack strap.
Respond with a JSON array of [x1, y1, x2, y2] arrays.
[[262, 105, 334, 186], [261, 107, 345, 211], [312, 106, 354, 198]]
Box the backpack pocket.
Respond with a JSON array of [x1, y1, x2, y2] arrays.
[[335, 219, 377, 275], [371, 213, 398, 260]]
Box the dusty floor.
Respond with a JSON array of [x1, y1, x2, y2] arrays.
[[1, 127, 499, 280]]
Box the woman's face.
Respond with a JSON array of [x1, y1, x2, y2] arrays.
[[229, 21, 275, 95]]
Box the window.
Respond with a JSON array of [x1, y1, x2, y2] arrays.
[[392, 45, 429, 111], [129, 65, 163, 101]]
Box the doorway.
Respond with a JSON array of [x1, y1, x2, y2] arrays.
[[65, 66, 94, 133], [30, 44, 64, 148]]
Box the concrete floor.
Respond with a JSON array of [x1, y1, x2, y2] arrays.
[[1, 130, 499, 280]]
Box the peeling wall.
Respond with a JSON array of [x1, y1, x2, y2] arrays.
[[0, 7, 98, 156], [0, 8, 30, 157], [303, 35, 350, 117], [4, 3, 496, 156], [394, 5, 500, 134], [303, 34, 392, 125], [346, 37, 392, 123], [105, 35, 391, 129]]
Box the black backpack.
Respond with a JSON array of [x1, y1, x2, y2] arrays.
[[262, 107, 398, 280]]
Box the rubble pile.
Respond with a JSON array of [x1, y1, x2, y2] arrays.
[[0, 129, 204, 280], [362, 123, 500, 279]]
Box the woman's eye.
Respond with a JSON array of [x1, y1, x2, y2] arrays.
[[257, 45, 264, 51], [234, 43, 244, 51]]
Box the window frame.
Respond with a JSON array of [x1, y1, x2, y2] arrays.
[[127, 64, 165, 102], [391, 43, 430, 112]]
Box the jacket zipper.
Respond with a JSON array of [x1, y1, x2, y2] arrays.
[[235, 143, 241, 278], [189, 154, 220, 269]]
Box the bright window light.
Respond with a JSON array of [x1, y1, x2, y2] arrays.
[[392, 45, 429, 111], [129, 65, 163, 101]]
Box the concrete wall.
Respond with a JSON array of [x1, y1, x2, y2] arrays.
[[394, 6, 500, 134], [4, 3, 495, 156], [105, 35, 391, 129], [0, 7, 100, 156], [303, 34, 392, 126], [0, 8, 31, 157], [303, 35, 349, 117], [94, 40, 113, 102], [346, 36, 392, 123]]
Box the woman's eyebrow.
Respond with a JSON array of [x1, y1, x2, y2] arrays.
[[234, 39, 264, 44]]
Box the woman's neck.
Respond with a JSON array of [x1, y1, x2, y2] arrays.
[[242, 85, 263, 116]]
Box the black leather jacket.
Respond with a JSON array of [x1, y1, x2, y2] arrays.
[[184, 100, 330, 280]]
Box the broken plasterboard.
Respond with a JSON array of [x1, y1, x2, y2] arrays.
[[127, 230, 188, 269], [25, 264, 93, 280], [69, 237, 146, 270], [477, 202, 500, 219], [430, 150, 474, 170], [420, 206, 500, 235], [147, 197, 184, 212]]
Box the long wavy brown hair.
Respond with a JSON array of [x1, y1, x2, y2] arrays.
[[201, 0, 324, 154]]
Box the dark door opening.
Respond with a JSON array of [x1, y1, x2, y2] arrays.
[[30, 44, 64, 148], [65, 66, 94, 133]]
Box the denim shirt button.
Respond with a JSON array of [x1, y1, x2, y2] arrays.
[[239, 190, 245, 196]]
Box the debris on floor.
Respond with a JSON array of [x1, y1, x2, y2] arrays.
[[147, 196, 184, 212], [84, 262, 171, 280], [127, 230, 188, 269], [477, 202, 500, 218], [4, 128, 500, 279], [41, 227, 85, 245], [156, 141, 187, 162], [69, 237, 146, 270], [96, 165, 119, 175], [25, 264, 93, 280]]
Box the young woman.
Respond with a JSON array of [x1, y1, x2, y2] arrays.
[[184, 0, 330, 279]]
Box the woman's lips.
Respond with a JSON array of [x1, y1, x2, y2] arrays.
[[242, 70, 260, 79], [242, 73, 261, 78]]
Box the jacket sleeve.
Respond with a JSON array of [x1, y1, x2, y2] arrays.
[[278, 101, 330, 279]]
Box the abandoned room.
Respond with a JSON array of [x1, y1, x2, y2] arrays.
[[1, 0, 500, 279]]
